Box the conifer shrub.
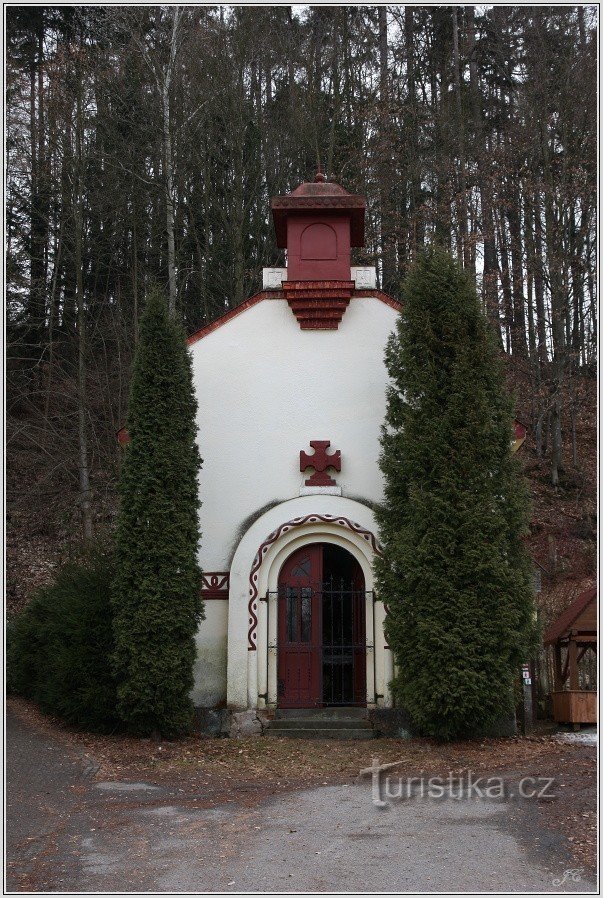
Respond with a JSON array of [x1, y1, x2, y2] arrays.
[[7, 550, 119, 732], [375, 249, 537, 740], [112, 287, 203, 738], [6, 599, 50, 699]]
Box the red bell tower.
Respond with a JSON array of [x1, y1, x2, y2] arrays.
[[271, 172, 366, 329]]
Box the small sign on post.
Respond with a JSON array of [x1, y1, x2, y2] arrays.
[[520, 662, 535, 734]]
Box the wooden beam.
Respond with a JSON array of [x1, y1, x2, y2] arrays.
[[557, 632, 597, 644], [553, 643, 564, 690], [561, 652, 570, 685], [568, 638, 579, 690], [576, 645, 597, 663]]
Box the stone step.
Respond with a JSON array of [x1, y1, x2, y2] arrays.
[[287, 292, 352, 303], [269, 718, 372, 730], [291, 307, 348, 318], [287, 300, 350, 311], [299, 320, 342, 330], [275, 707, 368, 720], [284, 280, 355, 290]]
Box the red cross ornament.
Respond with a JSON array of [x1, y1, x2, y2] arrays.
[[300, 440, 341, 487]]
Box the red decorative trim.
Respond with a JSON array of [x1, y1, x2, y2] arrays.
[[271, 194, 366, 247], [187, 291, 280, 346], [201, 571, 230, 600], [247, 514, 382, 651], [272, 196, 366, 209], [352, 289, 402, 312], [382, 601, 391, 650], [143, 288, 398, 352], [283, 280, 354, 329]]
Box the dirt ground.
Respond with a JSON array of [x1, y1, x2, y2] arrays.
[[7, 696, 597, 878]]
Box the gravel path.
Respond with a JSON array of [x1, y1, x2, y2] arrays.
[[6, 708, 597, 893], [554, 728, 597, 745]]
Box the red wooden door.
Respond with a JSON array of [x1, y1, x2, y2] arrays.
[[277, 545, 322, 708]]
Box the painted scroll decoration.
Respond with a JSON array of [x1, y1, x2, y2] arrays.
[[247, 513, 383, 650], [201, 572, 230, 599]]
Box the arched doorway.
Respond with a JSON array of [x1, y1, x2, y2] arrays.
[[277, 543, 366, 709]]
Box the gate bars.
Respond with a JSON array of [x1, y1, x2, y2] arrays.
[[266, 580, 375, 707]]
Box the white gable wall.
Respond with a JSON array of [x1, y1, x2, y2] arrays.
[[191, 294, 398, 569], [189, 294, 399, 708]]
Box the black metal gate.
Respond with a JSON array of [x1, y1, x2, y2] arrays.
[[268, 580, 373, 707]]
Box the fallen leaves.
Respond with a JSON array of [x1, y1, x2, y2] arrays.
[[8, 695, 596, 873]]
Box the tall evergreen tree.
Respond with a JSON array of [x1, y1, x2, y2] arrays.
[[375, 250, 536, 740], [112, 287, 203, 737]]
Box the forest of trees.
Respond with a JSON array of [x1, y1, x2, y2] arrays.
[[6, 6, 597, 589]]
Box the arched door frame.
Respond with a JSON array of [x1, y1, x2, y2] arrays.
[[261, 527, 376, 709], [226, 496, 393, 711]]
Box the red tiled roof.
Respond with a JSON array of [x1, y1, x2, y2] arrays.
[[186, 288, 401, 346], [186, 291, 272, 346], [543, 586, 597, 645], [271, 176, 366, 247]]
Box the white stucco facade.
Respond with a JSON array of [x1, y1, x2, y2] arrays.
[[189, 284, 400, 711]]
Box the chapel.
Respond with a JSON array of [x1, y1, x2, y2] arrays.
[[187, 172, 401, 719]]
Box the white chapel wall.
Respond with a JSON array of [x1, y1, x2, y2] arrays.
[[189, 293, 399, 707], [191, 601, 228, 708]]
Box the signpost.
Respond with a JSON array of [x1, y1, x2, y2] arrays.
[[520, 662, 535, 734]]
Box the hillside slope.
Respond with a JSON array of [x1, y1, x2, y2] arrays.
[[7, 364, 596, 629]]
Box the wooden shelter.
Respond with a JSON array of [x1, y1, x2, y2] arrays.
[[543, 586, 597, 727]]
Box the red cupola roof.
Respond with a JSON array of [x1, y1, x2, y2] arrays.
[[271, 172, 366, 248], [270, 172, 366, 328]]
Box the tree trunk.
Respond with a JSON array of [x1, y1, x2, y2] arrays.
[[541, 135, 565, 486], [452, 8, 470, 271], [405, 7, 423, 255], [132, 212, 139, 345], [74, 76, 93, 542], [506, 180, 528, 359], [160, 6, 182, 318], [532, 188, 548, 367], [44, 221, 63, 423], [467, 7, 499, 336], [496, 208, 513, 354], [378, 7, 396, 291], [163, 82, 177, 317]]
